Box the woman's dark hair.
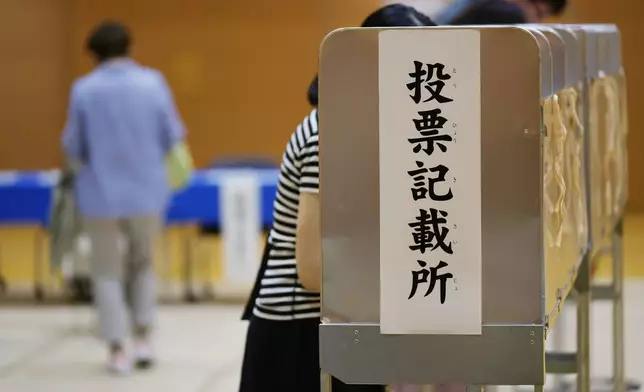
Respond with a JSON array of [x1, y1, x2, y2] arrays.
[[531, 0, 567, 15], [307, 4, 437, 106], [86, 20, 131, 63]]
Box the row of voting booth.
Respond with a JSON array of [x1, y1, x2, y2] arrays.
[[317, 24, 628, 392]]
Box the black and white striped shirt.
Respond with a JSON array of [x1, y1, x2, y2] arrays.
[[253, 109, 320, 321]]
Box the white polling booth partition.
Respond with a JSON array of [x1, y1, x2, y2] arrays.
[[317, 24, 628, 392]]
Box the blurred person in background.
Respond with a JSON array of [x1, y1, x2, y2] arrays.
[[61, 20, 186, 375], [448, 0, 567, 24], [238, 5, 437, 392]]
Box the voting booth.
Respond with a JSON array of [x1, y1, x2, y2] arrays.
[[550, 24, 629, 392], [317, 24, 628, 392]]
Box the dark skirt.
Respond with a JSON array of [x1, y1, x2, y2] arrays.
[[240, 242, 384, 392], [239, 315, 385, 392]]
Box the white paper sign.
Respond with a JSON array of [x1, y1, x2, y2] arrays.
[[379, 30, 482, 335], [220, 172, 261, 284]]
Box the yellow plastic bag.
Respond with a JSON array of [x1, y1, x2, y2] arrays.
[[166, 141, 194, 191]]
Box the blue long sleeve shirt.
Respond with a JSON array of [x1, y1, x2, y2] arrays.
[[62, 59, 185, 219]]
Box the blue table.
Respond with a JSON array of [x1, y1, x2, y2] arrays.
[[0, 169, 279, 228], [168, 169, 277, 227], [0, 169, 279, 300], [0, 171, 55, 226], [165, 169, 278, 301]]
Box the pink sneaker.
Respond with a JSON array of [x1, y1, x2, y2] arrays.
[[108, 350, 131, 375], [134, 340, 155, 369]]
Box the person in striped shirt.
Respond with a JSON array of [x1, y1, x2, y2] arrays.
[[238, 4, 437, 392]]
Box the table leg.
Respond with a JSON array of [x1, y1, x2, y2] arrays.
[[0, 243, 6, 295], [34, 228, 45, 301], [183, 231, 197, 302], [575, 253, 591, 392]]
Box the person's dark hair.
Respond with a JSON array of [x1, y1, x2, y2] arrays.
[[361, 3, 436, 28], [531, 0, 567, 15], [86, 20, 131, 62], [307, 4, 437, 106], [447, 0, 526, 25]]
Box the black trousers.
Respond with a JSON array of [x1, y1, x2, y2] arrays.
[[239, 315, 385, 392]]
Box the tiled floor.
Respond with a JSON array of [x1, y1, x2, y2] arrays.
[[0, 282, 642, 392], [0, 304, 246, 392]]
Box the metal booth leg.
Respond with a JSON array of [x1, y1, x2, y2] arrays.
[[575, 253, 592, 392], [551, 310, 568, 391], [612, 219, 625, 392], [321, 372, 332, 392]]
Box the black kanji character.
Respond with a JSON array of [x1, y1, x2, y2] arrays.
[[408, 110, 452, 156], [408, 208, 453, 254], [407, 162, 453, 201], [408, 260, 454, 303], [407, 61, 453, 104]]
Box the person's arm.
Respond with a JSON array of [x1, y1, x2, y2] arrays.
[[61, 82, 85, 164], [295, 129, 321, 291], [156, 72, 186, 153]]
